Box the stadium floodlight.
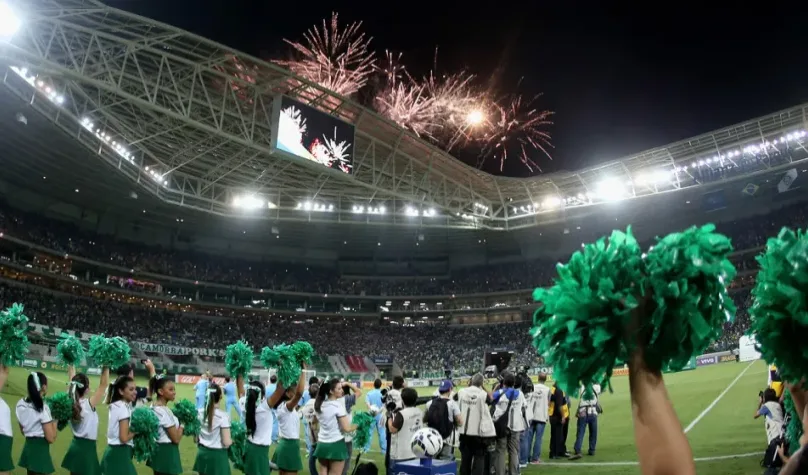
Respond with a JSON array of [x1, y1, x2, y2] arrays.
[[0, 2, 21, 40], [232, 194, 264, 210], [595, 177, 629, 202], [542, 195, 563, 209]]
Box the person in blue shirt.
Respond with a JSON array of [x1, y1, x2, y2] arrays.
[[364, 379, 387, 453], [266, 374, 279, 443], [223, 376, 240, 419], [300, 376, 319, 455], [194, 372, 209, 410]]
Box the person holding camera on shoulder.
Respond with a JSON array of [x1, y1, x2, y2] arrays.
[[569, 383, 602, 460], [456, 374, 495, 475], [491, 372, 526, 475], [386, 388, 424, 475], [425, 380, 463, 460]]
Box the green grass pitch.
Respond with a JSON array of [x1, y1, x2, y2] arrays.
[[1, 361, 769, 474]]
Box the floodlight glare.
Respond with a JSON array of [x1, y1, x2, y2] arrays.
[[0, 2, 22, 40]]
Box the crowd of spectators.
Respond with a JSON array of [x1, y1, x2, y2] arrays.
[[1, 200, 805, 296], [0, 277, 752, 374]]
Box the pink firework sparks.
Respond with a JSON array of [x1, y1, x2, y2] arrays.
[[278, 12, 376, 97], [373, 51, 440, 139], [478, 94, 554, 173]]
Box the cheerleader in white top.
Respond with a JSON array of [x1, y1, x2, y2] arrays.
[[61, 364, 110, 475], [238, 374, 285, 475], [147, 375, 184, 475], [100, 375, 138, 475], [16, 372, 57, 475], [193, 383, 232, 475], [271, 369, 307, 475], [0, 365, 13, 475]]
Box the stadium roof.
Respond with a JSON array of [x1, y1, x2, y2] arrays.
[[1, 0, 808, 232]]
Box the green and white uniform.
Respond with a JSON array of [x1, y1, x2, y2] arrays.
[[101, 400, 136, 475], [272, 402, 303, 472], [147, 405, 183, 475], [16, 399, 55, 474], [313, 400, 349, 461], [62, 398, 102, 475], [244, 399, 273, 475], [0, 398, 14, 472], [193, 408, 232, 475]]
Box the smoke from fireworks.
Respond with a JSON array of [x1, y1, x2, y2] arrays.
[[478, 94, 554, 173], [277, 13, 376, 97]]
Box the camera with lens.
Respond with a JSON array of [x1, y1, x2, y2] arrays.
[[380, 387, 400, 412]]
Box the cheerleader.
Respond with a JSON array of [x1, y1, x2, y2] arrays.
[[101, 375, 138, 475], [0, 365, 13, 475], [61, 364, 110, 475], [147, 375, 184, 475], [239, 376, 277, 475], [272, 368, 307, 475], [193, 383, 232, 475], [16, 372, 57, 475], [313, 378, 357, 475]]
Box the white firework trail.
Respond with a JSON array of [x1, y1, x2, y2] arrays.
[[323, 127, 353, 172], [278, 12, 376, 97]]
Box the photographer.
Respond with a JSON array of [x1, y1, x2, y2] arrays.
[[457, 373, 495, 475], [569, 383, 601, 460], [491, 372, 526, 475], [425, 380, 464, 460], [383, 376, 406, 475], [387, 388, 424, 475], [116, 359, 155, 408], [340, 380, 363, 475], [523, 372, 549, 464], [756, 388, 784, 446]]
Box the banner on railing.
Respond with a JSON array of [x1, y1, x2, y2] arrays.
[[175, 374, 228, 386], [372, 355, 393, 365]]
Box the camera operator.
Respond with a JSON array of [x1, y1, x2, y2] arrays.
[[383, 375, 406, 475], [515, 371, 534, 468], [425, 380, 464, 460], [387, 388, 424, 475], [457, 373, 495, 475], [756, 388, 784, 446], [569, 383, 602, 460], [491, 371, 526, 475]]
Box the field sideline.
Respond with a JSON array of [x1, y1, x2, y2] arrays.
[[1, 361, 769, 475]]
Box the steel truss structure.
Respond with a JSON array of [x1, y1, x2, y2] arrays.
[[2, 0, 808, 230]]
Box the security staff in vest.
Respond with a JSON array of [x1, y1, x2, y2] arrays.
[[548, 382, 569, 459], [383, 375, 406, 474], [387, 388, 424, 475], [457, 373, 496, 475], [491, 372, 526, 475]]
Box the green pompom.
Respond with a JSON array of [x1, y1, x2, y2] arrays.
[[47, 392, 74, 429], [784, 390, 804, 455], [748, 227, 808, 383], [642, 224, 736, 372], [530, 228, 643, 395], [351, 411, 376, 453], [0, 303, 30, 366], [225, 341, 254, 378], [228, 421, 248, 471], [291, 341, 314, 365], [130, 407, 160, 462], [87, 335, 131, 369], [259, 346, 280, 369], [173, 399, 201, 437], [56, 334, 86, 366]]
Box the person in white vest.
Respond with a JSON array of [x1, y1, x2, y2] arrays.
[[491, 372, 526, 475], [387, 388, 424, 475], [756, 388, 784, 446], [524, 372, 550, 464], [456, 373, 495, 475], [569, 383, 601, 460]]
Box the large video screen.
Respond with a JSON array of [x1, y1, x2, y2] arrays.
[[272, 96, 355, 174]]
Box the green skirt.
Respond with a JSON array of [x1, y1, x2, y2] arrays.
[[62, 437, 101, 475], [147, 443, 183, 475], [314, 439, 348, 462], [272, 438, 303, 472], [244, 441, 270, 475], [193, 445, 231, 475], [0, 434, 12, 472], [101, 444, 136, 475], [19, 437, 54, 474]]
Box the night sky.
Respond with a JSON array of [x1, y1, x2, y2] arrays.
[[106, 0, 808, 177]]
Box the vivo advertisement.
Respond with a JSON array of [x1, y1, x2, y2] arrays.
[[272, 96, 355, 174]]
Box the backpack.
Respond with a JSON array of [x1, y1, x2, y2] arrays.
[[427, 397, 454, 439], [492, 392, 514, 438]]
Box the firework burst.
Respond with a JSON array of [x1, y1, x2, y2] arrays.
[[278, 12, 376, 97], [373, 52, 439, 138], [477, 94, 554, 173]]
